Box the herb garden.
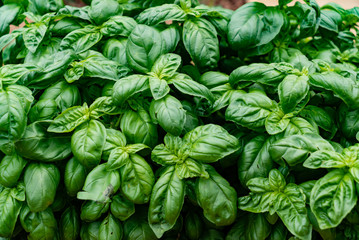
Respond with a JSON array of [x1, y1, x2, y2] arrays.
[[1, 0, 359, 239]]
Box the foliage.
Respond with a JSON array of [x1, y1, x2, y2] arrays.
[[1, 0, 359, 239]]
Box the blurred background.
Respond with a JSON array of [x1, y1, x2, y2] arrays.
[[64, 0, 359, 9]]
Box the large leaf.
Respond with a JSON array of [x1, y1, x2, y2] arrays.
[[148, 166, 185, 238], [309, 71, 359, 109], [0, 184, 25, 238], [71, 119, 106, 168], [195, 165, 237, 226], [183, 18, 219, 69], [228, 3, 284, 49], [24, 163, 60, 212], [310, 169, 357, 229], [15, 121, 72, 162], [0, 89, 26, 155], [77, 163, 120, 203], [183, 124, 240, 163], [60, 25, 102, 53], [126, 24, 164, 73], [150, 95, 186, 136], [119, 154, 155, 204], [137, 4, 186, 25]]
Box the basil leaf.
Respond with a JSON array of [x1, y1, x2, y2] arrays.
[[148, 166, 185, 238], [0, 153, 27, 188], [183, 124, 239, 163], [64, 157, 87, 197], [150, 95, 186, 136], [183, 17, 219, 69], [137, 4, 186, 25], [15, 121, 72, 162], [99, 214, 123, 240], [71, 119, 106, 168], [120, 109, 158, 148], [196, 165, 237, 226], [48, 103, 89, 133], [119, 154, 155, 204], [310, 169, 357, 229], [24, 163, 60, 212], [111, 194, 135, 221], [77, 163, 120, 203], [126, 24, 164, 73], [59, 206, 80, 240], [60, 25, 102, 53]]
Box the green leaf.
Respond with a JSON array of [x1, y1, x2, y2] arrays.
[[226, 213, 271, 240], [226, 90, 276, 130], [239, 135, 275, 187], [120, 154, 155, 204], [59, 206, 80, 240], [64, 157, 87, 197], [60, 25, 102, 53], [0, 89, 26, 155], [107, 147, 129, 170], [48, 103, 89, 133], [310, 169, 357, 229], [77, 163, 120, 203], [28, 99, 58, 123], [126, 24, 164, 73], [103, 38, 128, 66], [89, 96, 123, 119], [20, 205, 57, 239], [183, 124, 239, 163], [101, 16, 137, 37], [149, 76, 170, 100], [102, 129, 127, 160], [0, 153, 27, 188], [228, 3, 284, 49], [151, 136, 182, 166], [123, 211, 157, 240], [183, 17, 219, 69], [0, 64, 38, 85], [309, 71, 359, 109], [269, 133, 334, 166], [120, 109, 158, 148], [0, 184, 24, 238], [229, 63, 286, 88], [99, 214, 123, 240], [279, 75, 309, 114], [112, 75, 150, 105], [15, 121, 72, 162], [150, 95, 186, 136], [151, 53, 181, 79], [172, 76, 215, 102], [160, 25, 180, 53], [88, 0, 122, 25], [319, 9, 342, 33], [71, 119, 106, 168], [24, 163, 60, 212], [148, 166, 185, 238], [110, 194, 135, 221], [303, 150, 346, 169], [137, 4, 186, 25], [23, 22, 47, 53], [0, 4, 22, 36], [80, 201, 109, 222], [239, 169, 312, 239], [76, 53, 130, 81], [39, 80, 81, 112], [265, 109, 290, 135], [175, 158, 209, 179], [275, 185, 312, 240], [195, 165, 237, 226]]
